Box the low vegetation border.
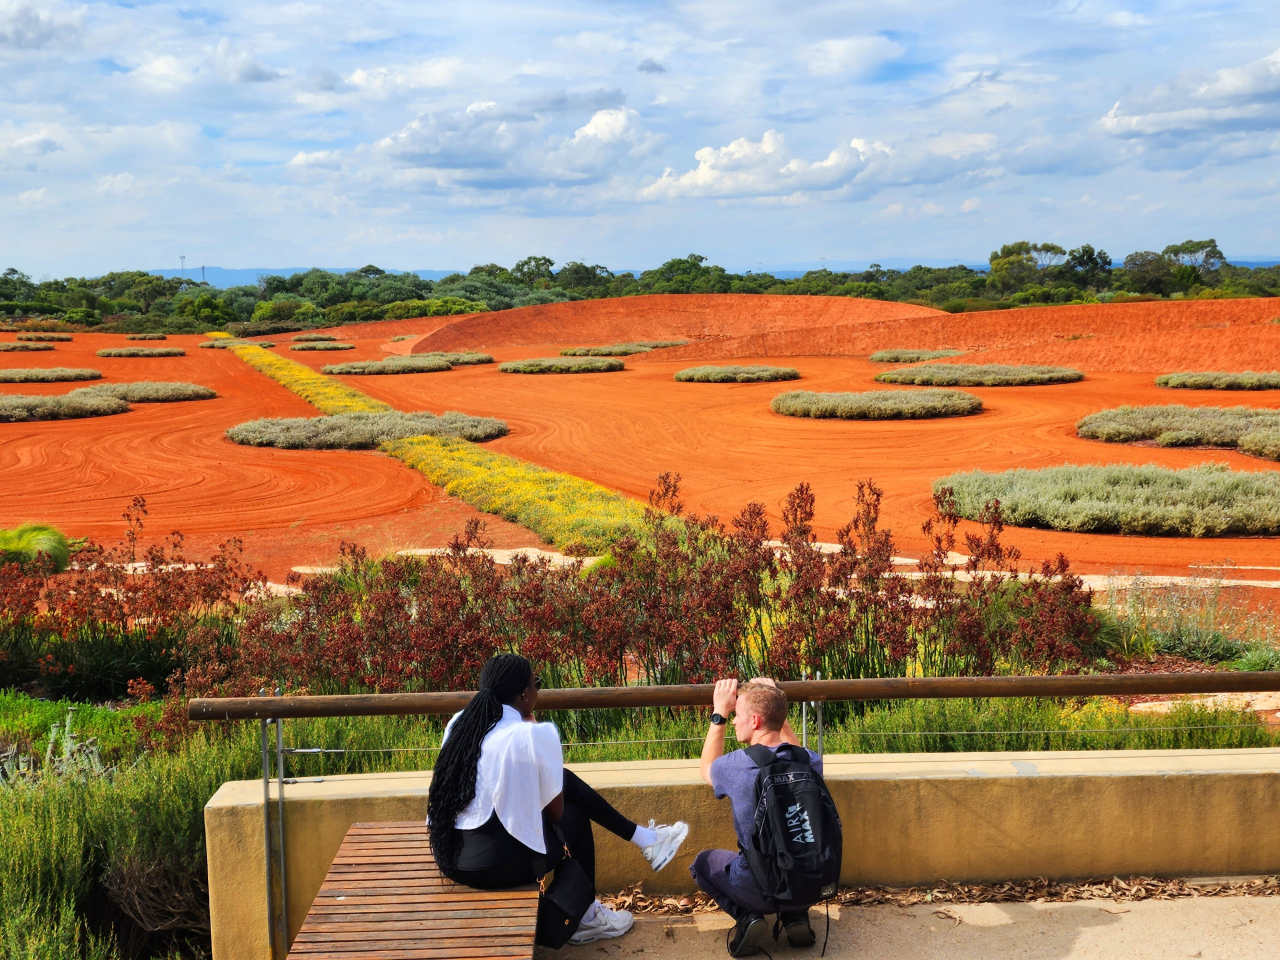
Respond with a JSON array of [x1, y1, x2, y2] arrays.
[[292, 333, 337, 342], [226, 342, 391, 415], [289, 342, 354, 352], [16, 333, 72, 342], [499, 357, 624, 374], [1078, 405, 1280, 460], [0, 367, 101, 383], [936, 463, 1280, 537], [869, 349, 962, 363], [227, 411, 508, 448], [877, 364, 1084, 386], [96, 347, 186, 358], [0, 382, 215, 423], [383, 435, 644, 553], [773, 388, 983, 420], [1156, 372, 1280, 391], [125, 333, 167, 341], [675, 365, 800, 383], [323, 357, 452, 375], [561, 340, 687, 356], [199, 339, 274, 349], [0, 343, 54, 353]]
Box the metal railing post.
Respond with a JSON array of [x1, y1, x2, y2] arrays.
[[801, 668, 808, 749], [815, 670, 824, 756], [275, 689, 289, 949], [259, 687, 275, 959]]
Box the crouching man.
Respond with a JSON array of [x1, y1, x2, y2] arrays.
[[692, 678, 842, 957]]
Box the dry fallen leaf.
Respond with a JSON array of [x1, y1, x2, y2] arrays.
[[935, 907, 964, 926]]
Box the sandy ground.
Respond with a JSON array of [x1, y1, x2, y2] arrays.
[[541, 899, 1280, 960], [0, 333, 542, 581]]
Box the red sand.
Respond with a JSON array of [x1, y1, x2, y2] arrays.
[[0, 334, 542, 581], [6, 295, 1280, 582]]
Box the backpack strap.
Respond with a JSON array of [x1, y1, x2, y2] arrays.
[[744, 744, 777, 769]]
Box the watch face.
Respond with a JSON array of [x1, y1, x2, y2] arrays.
[[710, 713, 727, 725]]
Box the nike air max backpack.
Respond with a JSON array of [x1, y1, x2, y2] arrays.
[[742, 744, 843, 905]]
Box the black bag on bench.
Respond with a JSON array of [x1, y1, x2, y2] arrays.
[[535, 829, 595, 948]]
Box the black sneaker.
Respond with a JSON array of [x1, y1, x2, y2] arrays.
[[727, 914, 769, 957], [779, 910, 816, 948]]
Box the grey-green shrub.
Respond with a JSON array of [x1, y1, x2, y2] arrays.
[[0, 342, 54, 352], [390, 335, 414, 342], [936, 463, 1280, 537], [1239, 429, 1280, 461], [289, 342, 354, 352], [869, 349, 962, 363], [1078, 405, 1280, 457], [0, 368, 101, 383], [499, 357, 624, 374], [16, 333, 72, 342], [323, 357, 453, 375], [226, 410, 509, 448], [675, 365, 800, 383], [0, 391, 130, 423], [877, 364, 1084, 386], [86, 382, 216, 403], [199, 339, 274, 349], [772, 389, 982, 420], [292, 333, 336, 342], [561, 341, 687, 356], [420, 352, 493, 366], [95, 348, 186, 358], [1156, 371, 1280, 390], [125, 334, 166, 341]]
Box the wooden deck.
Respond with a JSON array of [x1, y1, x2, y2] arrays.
[[286, 822, 539, 960]]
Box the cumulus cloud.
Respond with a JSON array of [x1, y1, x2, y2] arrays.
[[805, 36, 903, 77], [637, 58, 666, 73], [0, 3, 80, 50], [8, 132, 62, 155], [642, 130, 892, 200], [347, 58, 463, 96], [213, 39, 281, 83]]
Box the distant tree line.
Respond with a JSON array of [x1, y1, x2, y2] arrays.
[[2, 239, 1277, 334]]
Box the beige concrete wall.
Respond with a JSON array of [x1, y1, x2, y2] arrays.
[[205, 748, 1280, 960]]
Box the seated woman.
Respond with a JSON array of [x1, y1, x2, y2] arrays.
[[427, 653, 689, 944]]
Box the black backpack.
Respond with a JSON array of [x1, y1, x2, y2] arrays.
[[742, 744, 842, 906]]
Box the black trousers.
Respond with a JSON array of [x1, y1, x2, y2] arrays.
[[446, 768, 636, 890]]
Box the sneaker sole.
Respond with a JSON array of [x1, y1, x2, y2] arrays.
[[786, 922, 817, 947], [648, 822, 690, 872], [729, 917, 769, 957]]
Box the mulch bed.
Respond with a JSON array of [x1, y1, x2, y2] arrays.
[[602, 876, 1280, 916]]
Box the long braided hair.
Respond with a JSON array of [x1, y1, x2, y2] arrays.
[[427, 654, 534, 873]]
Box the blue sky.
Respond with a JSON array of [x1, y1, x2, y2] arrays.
[[2, 0, 1279, 276]]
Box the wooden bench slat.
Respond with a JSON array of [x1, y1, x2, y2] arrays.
[[287, 824, 537, 960]]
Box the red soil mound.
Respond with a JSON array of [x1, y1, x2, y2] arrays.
[[0, 334, 541, 580], [410, 294, 943, 354]]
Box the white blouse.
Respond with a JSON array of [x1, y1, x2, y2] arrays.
[[437, 704, 564, 854]]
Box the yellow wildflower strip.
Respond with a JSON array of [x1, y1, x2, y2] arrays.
[[382, 435, 645, 554], [206, 331, 232, 340], [226, 343, 390, 415]]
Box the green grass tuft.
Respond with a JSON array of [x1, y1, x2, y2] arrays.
[[0, 524, 71, 571], [869, 349, 962, 363], [772, 388, 982, 420], [499, 357, 624, 374], [877, 364, 1084, 386], [1156, 371, 1280, 390], [937, 462, 1280, 536], [674, 365, 800, 383]]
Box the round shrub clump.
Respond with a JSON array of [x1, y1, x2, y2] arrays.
[[96, 347, 186, 358], [499, 357, 624, 374], [869, 349, 962, 363], [772, 389, 982, 420], [561, 341, 687, 357], [674, 365, 800, 383], [0, 367, 102, 383], [1077, 405, 1280, 456], [936, 463, 1280, 537], [876, 364, 1084, 387], [0, 390, 129, 423], [226, 410, 508, 449], [126, 333, 167, 341], [0, 342, 54, 352], [421, 351, 494, 366], [290, 342, 354, 352], [1156, 371, 1280, 391], [293, 333, 337, 342], [323, 357, 453, 375], [1240, 430, 1280, 461], [16, 333, 72, 342]]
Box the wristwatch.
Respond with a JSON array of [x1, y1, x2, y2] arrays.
[[710, 713, 727, 726]]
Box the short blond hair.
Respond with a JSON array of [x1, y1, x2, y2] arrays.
[[737, 681, 788, 730]]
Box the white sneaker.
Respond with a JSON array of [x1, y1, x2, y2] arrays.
[[569, 901, 634, 944], [641, 820, 689, 872]]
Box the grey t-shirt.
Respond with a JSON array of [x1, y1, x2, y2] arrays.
[[710, 743, 824, 853]]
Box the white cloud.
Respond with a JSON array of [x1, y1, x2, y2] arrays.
[[920, 202, 945, 216], [0, 3, 80, 50], [212, 39, 281, 84], [961, 197, 981, 212], [805, 36, 903, 77], [347, 58, 464, 96], [17, 187, 46, 202], [926, 133, 997, 159], [1104, 11, 1151, 27], [8, 132, 61, 155]]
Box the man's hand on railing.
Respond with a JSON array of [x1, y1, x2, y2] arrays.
[[713, 679, 739, 717]]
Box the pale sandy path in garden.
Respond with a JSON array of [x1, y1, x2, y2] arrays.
[[541, 899, 1280, 960]]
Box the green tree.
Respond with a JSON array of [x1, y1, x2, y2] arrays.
[[1066, 245, 1112, 289], [1120, 251, 1176, 295], [511, 256, 556, 286], [173, 293, 235, 326], [0, 267, 36, 301]]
